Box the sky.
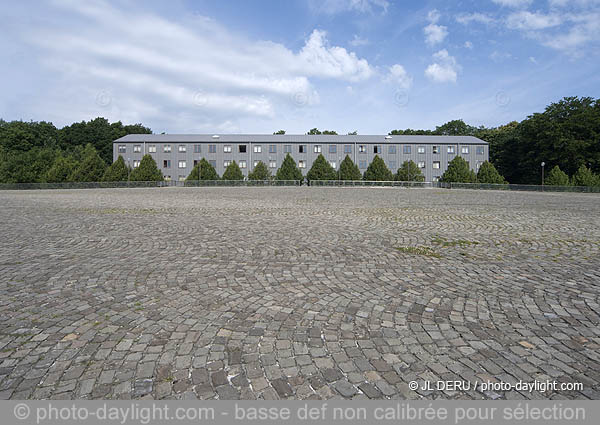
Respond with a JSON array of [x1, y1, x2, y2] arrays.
[[1, 0, 600, 134]]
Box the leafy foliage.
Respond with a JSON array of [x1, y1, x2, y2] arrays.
[[306, 154, 337, 182], [363, 155, 393, 181], [476, 161, 506, 184], [128, 154, 163, 181], [338, 155, 362, 180], [440, 156, 477, 183], [222, 161, 244, 180], [248, 161, 271, 180], [273, 130, 286, 135], [544, 165, 570, 186], [276, 153, 303, 181], [68, 144, 107, 182], [307, 128, 337, 135], [571, 164, 599, 187], [187, 158, 219, 181], [102, 155, 129, 182], [46, 155, 77, 183], [395, 160, 424, 182]]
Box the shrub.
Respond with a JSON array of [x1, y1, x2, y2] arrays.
[[338, 155, 362, 180], [129, 154, 163, 181], [571, 164, 598, 187], [68, 144, 106, 182], [276, 153, 303, 181], [544, 165, 570, 186], [477, 161, 506, 184], [307, 154, 337, 182], [222, 160, 244, 180], [187, 158, 219, 180], [440, 156, 477, 183], [395, 160, 424, 182], [46, 155, 77, 183], [248, 161, 271, 180], [363, 155, 393, 181], [102, 155, 129, 182]]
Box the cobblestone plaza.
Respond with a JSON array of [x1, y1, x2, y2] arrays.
[[1, 187, 599, 400]]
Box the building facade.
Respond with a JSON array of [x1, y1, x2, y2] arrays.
[[113, 134, 489, 182]]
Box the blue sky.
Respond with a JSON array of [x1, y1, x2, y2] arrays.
[[1, 0, 599, 134]]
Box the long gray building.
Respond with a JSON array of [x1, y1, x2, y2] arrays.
[[113, 134, 489, 182]]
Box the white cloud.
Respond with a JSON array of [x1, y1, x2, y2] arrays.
[[456, 12, 496, 25], [383, 64, 413, 89], [424, 9, 448, 46], [529, 56, 538, 64], [492, 0, 533, 7], [428, 9, 441, 23], [424, 49, 460, 83], [464, 41, 474, 49], [489, 50, 513, 62], [24, 0, 375, 129], [312, 0, 389, 14], [506, 11, 562, 30], [349, 34, 370, 46]]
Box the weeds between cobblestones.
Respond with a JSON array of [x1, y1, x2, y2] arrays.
[[0, 187, 599, 400]]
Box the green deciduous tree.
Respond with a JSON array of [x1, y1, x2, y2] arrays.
[[273, 130, 286, 135], [47, 155, 78, 183], [338, 155, 362, 180], [222, 160, 244, 180], [544, 165, 570, 186], [306, 154, 337, 182], [102, 155, 129, 182], [363, 155, 393, 181], [440, 156, 477, 183], [571, 164, 598, 186], [276, 153, 303, 181], [187, 158, 219, 181], [128, 154, 163, 181], [395, 160, 424, 182], [248, 161, 270, 180], [476, 161, 506, 184], [68, 144, 107, 182], [435, 119, 477, 136]]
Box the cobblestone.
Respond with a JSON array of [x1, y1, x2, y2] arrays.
[[1, 187, 599, 400]]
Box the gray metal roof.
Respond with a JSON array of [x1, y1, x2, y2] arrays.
[[114, 134, 487, 145]]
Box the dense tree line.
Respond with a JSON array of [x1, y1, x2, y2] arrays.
[[1, 97, 599, 185]]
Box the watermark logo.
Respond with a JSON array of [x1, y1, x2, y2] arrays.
[[95, 90, 112, 108], [495, 91, 510, 107], [394, 89, 409, 107]]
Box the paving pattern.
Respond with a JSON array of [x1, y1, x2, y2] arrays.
[[1, 187, 599, 400]]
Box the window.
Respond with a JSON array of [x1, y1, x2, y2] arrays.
[[388, 145, 396, 154], [254, 160, 260, 167], [118, 145, 126, 153], [374, 145, 381, 154], [133, 160, 140, 168], [344, 145, 352, 154], [329, 145, 337, 154], [194, 145, 201, 153], [359, 145, 366, 153], [299, 145, 307, 153], [476, 146, 485, 155], [389, 160, 396, 170], [193, 160, 199, 166], [209, 160, 216, 168], [239, 160, 247, 169], [269, 145, 277, 154], [239, 145, 247, 153], [269, 160, 277, 168], [477, 161, 483, 170], [165, 175, 171, 181], [254, 145, 262, 153], [359, 160, 367, 169], [433, 176, 440, 182], [284, 145, 292, 153], [179, 175, 186, 181], [133, 145, 141, 153], [149, 145, 156, 153], [433, 161, 440, 169], [403, 145, 411, 154], [209, 145, 216, 153], [461, 146, 469, 154], [224, 160, 231, 167], [224, 145, 232, 153], [329, 161, 336, 169], [314, 145, 322, 153], [164, 145, 171, 153], [447, 146, 455, 154], [418, 161, 425, 168], [417, 146, 425, 154], [163, 160, 171, 168], [298, 160, 306, 168], [178, 145, 186, 153], [178, 160, 186, 168], [432, 146, 439, 154]]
